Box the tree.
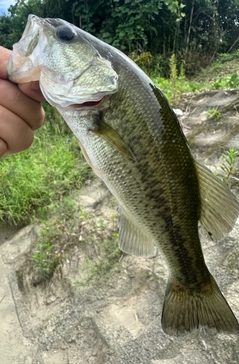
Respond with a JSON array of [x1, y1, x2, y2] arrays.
[[73, 0, 163, 51], [1, 0, 239, 74]]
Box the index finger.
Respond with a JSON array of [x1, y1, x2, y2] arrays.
[[18, 81, 45, 103], [0, 46, 11, 79]]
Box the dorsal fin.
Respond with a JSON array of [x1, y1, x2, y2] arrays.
[[196, 161, 239, 240]]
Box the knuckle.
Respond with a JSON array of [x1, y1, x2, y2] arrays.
[[0, 79, 19, 104], [0, 105, 34, 153], [0, 103, 9, 120]]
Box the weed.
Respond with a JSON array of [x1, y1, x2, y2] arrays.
[[79, 231, 122, 286], [216, 51, 239, 64], [31, 194, 84, 284], [130, 51, 153, 71], [152, 57, 202, 105], [97, 218, 105, 230], [32, 224, 62, 283], [219, 148, 239, 186], [206, 108, 222, 120], [145, 271, 155, 281], [170, 53, 178, 106], [79, 207, 90, 220], [213, 73, 239, 90]]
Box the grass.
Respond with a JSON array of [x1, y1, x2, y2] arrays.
[[151, 55, 202, 106], [31, 202, 121, 286], [30, 189, 120, 287], [150, 50, 239, 106], [32, 230, 62, 283], [0, 106, 94, 284], [0, 119, 90, 225], [0, 104, 122, 286], [31, 195, 82, 284], [195, 51, 239, 83], [78, 231, 122, 287], [31, 194, 88, 285]]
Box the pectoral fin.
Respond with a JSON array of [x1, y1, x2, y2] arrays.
[[118, 207, 157, 257], [196, 161, 239, 240], [89, 111, 136, 161]]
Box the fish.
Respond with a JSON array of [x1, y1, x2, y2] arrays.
[[7, 14, 239, 336]]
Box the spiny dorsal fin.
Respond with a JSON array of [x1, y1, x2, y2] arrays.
[[196, 161, 239, 240], [118, 207, 157, 257]]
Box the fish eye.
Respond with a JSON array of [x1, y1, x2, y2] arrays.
[[56, 25, 75, 41]]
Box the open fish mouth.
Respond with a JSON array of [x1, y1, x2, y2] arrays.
[[41, 84, 111, 110], [71, 97, 106, 109]]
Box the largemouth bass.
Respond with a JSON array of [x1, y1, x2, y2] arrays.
[[7, 15, 239, 335]]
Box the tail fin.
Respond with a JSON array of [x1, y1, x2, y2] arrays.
[[162, 274, 239, 336]]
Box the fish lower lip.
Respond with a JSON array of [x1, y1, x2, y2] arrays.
[[72, 98, 104, 108]]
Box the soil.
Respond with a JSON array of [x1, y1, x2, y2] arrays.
[[0, 89, 239, 363]]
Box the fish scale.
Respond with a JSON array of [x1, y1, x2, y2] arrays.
[[7, 14, 239, 335]]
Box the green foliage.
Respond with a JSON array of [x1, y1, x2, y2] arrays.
[[170, 53, 177, 81], [0, 15, 15, 49], [206, 108, 222, 120], [152, 74, 201, 104], [0, 119, 90, 225], [152, 53, 202, 105], [1, 0, 45, 47], [32, 193, 81, 284], [130, 51, 153, 70], [216, 51, 239, 64], [32, 224, 62, 283], [0, 0, 73, 48], [131, 52, 172, 78], [166, 0, 185, 17], [219, 148, 239, 186], [212, 74, 239, 90], [151, 48, 239, 104], [73, 0, 163, 52], [169, 54, 178, 105], [80, 231, 122, 286], [2, 0, 239, 74], [31, 193, 90, 285], [193, 49, 239, 85]]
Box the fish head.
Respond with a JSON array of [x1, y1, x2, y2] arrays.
[[7, 14, 118, 109]]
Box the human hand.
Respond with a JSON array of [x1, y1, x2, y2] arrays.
[[0, 46, 45, 157]]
